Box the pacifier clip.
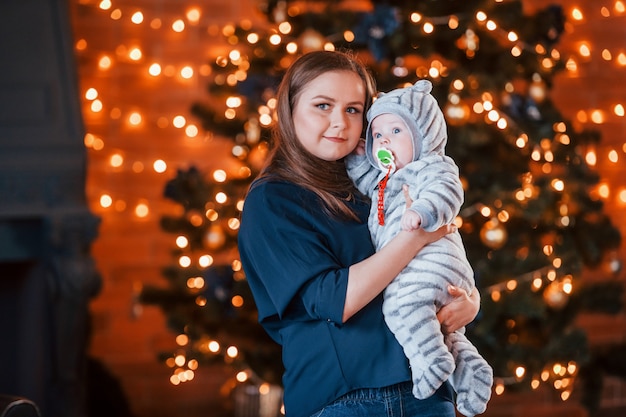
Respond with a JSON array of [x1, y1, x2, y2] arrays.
[[377, 166, 392, 225], [375, 147, 395, 226]]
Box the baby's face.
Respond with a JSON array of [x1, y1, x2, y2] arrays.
[[371, 113, 414, 170]]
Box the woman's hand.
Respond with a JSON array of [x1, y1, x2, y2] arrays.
[[437, 285, 480, 334]]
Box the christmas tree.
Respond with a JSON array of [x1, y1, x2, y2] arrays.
[[139, 0, 624, 413]]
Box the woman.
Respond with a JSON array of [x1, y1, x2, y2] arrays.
[[238, 50, 480, 417]]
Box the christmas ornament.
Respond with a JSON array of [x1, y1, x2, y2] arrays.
[[529, 75, 547, 103], [205, 224, 226, 249], [456, 29, 479, 58], [272, 0, 287, 23], [353, 4, 400, 61], [298, 28, 326, 53], [248, 142, 269, 171], [603, 251, 623, 276], [480, 218, 507, 249], [543, 280, 569, 309], [503, 92, 542, 122], [245, 117, 261, 144], [444, 102, 470, 125]]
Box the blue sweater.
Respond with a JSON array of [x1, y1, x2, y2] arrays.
[[238, 179, 412, 416]]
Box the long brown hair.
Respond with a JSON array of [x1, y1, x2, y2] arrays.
[[257, 50, 376, 220]]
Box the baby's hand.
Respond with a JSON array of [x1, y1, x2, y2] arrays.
[[401, 210, 421, 231]]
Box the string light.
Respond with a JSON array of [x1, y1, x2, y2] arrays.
[[75, 2, 626, 197]]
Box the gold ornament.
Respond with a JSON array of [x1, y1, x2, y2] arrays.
[[188, 210, 204, 227], [205, 224, 226, 249], [245, 117, 260, 145], [248, 142, 269, 171], [444, 102, 470, 125], [273, 0, 287, 22], [543, 281, 569, 309], [456, 29, 479, 58], [299, 28, 326, 53], [480, 218, 507, 249], [603, 251, 623, 276], [529, 79, 547, 103]]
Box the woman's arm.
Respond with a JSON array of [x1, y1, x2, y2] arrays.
[[343, 224, 453, 321]]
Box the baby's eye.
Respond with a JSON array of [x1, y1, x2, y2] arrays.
[[374, 133, 382, 139], [393, 127, 401, 134]]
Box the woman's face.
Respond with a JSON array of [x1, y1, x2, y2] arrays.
[[292, 70, 366, 161]]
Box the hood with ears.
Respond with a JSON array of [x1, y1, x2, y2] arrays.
[[365, 79, 448, 170]]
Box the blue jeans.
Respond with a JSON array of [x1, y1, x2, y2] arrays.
[[308, 381, 455, 417]]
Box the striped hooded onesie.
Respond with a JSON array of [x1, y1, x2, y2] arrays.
[[346, 80, 493, 417]]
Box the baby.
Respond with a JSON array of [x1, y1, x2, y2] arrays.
[[346, 80, 493, 416]]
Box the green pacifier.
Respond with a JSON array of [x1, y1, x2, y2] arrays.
[[375, 147, 396, 172]]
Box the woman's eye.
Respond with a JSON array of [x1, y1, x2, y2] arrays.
[[346, 106, 361, 114], [316, 103, 330, 110]]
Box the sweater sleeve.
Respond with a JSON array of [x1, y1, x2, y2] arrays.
[[403, 155, 464, 232], [345, 154, 382, 195], [238, 181, 349, 329]]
